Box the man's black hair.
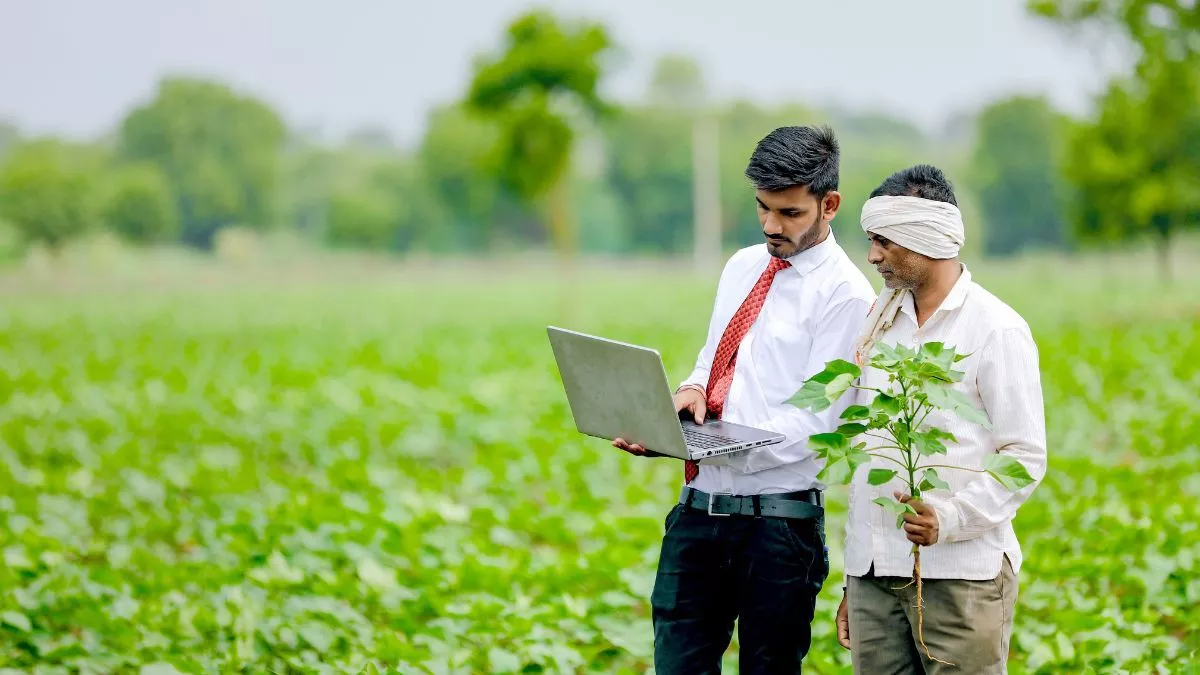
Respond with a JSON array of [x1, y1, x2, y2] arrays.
[[869, 164, 958, 206], [744, 125, 839, 197]]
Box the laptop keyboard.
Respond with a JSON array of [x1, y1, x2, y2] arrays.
[[682, 426, 739, 449]]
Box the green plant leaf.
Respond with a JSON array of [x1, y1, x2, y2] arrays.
[[871, 393, 902, 416], [1, 611, 30, 633], [820, 457, 853, 485], [920, 468, 951, 491], [868, 468, 897, 485], [873, 497, 918, 529], [139, 664, 184, 675], [840, 405, 871, 420], [808, 432, 849, 461], [919, 341, 960, 373], [984, 455, 1036, 491], [298, 621, 335, 652], [836, 422, 867, 436], [825, 373, 856, 404], [846, 446, 872, 473], [923, 382, 992, 429], [912, 430, 949, 456], [788, 360, 861, 411]]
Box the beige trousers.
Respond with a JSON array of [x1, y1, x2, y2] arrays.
[[847, 557, 1018, 674]]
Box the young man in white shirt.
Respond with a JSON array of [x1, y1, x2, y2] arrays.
[[836, 165, 1048, 674], [614, 125, 874, 673]]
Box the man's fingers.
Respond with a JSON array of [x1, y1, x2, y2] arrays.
[[613, 438, 646, 456], [836, 597, 851, 650], [895, 491, 911, 503], [903, 522, 925, 535], [692, 402, 706, 425]]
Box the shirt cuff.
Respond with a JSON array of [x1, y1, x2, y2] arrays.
[[920, 493, 962, 545]]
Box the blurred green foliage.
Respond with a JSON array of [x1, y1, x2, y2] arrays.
[[0, 264, 1196, 672], [1031, 0, 1200, 278], [465, 10, 615, 257], [0, 6, 1194, 267], [970, 96, 1072, 256], [101, 164, 179, 245], [117, 78, 286, 247], [0, 140, 99, 250]]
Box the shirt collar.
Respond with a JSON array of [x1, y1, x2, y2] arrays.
[[783, 230, 838, 276], [899, 263, 973, 321]]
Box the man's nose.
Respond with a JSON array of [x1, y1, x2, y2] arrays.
[[762, 213, 782, 236], [867, 242, 884, 264]]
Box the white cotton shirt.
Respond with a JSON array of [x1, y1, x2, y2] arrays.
[[844, 265, 1048, 581], [678, 233, 876, 496]]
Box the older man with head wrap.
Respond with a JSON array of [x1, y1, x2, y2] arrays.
[[834, 165, 1048, 674]]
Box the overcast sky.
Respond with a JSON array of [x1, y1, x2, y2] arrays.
[[0, 0, 1128, 146]]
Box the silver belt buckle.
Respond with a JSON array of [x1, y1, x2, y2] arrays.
[[707, 490, 733, 517]]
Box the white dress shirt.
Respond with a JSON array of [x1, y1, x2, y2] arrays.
[[678, 233, 875, 496], [844, 265, 1047, 581]]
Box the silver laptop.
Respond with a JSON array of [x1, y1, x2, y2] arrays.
[[546, 326, 785, 460]]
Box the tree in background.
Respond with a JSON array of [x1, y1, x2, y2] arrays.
[[117, 77, 286, 248], [602, 55, 705, 255], [970, 96, 1071, 256], [0, 121, 19, 163], [1029, 0, 1199, 63], [465, 10, 614, 259], [1030, 0, 1200, 280], [101, 164, 179, 244], [0, 140, 97, 250], [325, 186, 398, 250], [418, 105, 515, 249], [1059, 61, 1200, 279]]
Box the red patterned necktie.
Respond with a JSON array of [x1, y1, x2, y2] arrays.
[[684, 256, 791, 484]]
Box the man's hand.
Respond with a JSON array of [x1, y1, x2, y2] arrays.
[[836, 593, 850, 650], [674, 385, 707, 425], [612, 386, 707, 457], [896, 491, 940, 546], [612, 438, 663, 457]]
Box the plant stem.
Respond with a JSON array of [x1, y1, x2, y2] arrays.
[[865, 453, 909, 471], [916, 464, 987, 474], [912, 544, 954, 666]]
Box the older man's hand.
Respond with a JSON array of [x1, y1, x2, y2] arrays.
[[896, 491, 940, 546]]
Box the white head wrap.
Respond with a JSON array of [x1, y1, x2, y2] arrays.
[[859, 195, 965, 259], [854, 195, 966, 364]]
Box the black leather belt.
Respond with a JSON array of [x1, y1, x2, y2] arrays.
[[679, 486, 824, 520]]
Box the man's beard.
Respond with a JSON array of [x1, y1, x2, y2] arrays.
[[766, 205, 825, 259]]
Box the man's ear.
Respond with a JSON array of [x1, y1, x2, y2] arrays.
[[822, 190, 842, 222]]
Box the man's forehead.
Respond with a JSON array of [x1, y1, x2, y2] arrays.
[[755, 185, 817, 207]]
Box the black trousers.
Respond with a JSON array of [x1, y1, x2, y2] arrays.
[[650, 501, 829, 674]]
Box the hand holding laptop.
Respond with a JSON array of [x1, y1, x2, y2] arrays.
[[613, 386, 707, 457]]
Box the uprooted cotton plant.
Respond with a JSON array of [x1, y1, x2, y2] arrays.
[[788, 341, 1035, 664]]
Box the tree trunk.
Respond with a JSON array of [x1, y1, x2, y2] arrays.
[[546, 172, 578, 322], [1155, 223, 1171, 286], [692, 113, 722, 274], [546, 172, 575, 261]]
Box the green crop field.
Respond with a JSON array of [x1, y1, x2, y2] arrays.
[[1, 252, 1198, 674]]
